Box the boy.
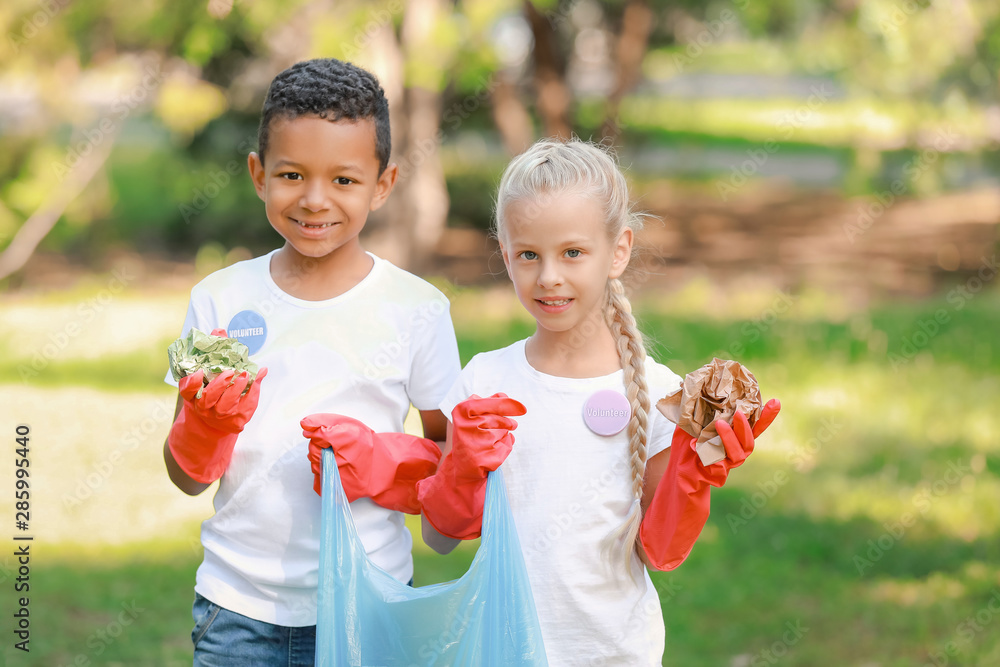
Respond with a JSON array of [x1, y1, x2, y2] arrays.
[[163, 58, 460, 666]]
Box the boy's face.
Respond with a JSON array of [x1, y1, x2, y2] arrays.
[[248, 115, 396, 263]]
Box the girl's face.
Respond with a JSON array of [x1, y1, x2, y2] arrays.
[[500, 191, 632, 341]]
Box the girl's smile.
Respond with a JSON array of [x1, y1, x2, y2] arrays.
[[500, 190, 633, 374], [535, 297, 573, 313]]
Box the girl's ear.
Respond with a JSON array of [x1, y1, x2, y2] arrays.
[[500, 240, 512, 275], [608, 227, 634, 280]]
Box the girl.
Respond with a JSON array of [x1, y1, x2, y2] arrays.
[[416, 138, 780, 665]]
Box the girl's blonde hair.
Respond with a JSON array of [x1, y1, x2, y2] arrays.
[[495, 138, 649, 576]]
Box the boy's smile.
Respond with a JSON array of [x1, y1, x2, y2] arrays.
[[248, 115, 396, 271]]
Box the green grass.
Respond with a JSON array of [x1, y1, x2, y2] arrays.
[[4, 283, 999, 665]]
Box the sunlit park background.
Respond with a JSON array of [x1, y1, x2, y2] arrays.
[[1, 0, 1000, 664]]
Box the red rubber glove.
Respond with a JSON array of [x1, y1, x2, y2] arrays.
[[301, 415, 442, 514], [416, 393, 527, 540], [639, 399, 780, 570], [168, 365, 269, 484]]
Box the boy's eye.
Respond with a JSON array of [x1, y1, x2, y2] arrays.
[[565, 249, 582, 258], [335, 177, 353, 185], [518, 251, 538, 260], [280, 172, 302, 181]]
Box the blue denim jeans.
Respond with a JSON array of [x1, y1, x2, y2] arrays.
[[191, 593, 316, 667]]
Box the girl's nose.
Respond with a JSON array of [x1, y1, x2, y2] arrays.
[[537, 259, 564, 288]]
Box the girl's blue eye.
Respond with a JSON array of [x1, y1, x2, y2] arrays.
[[520, 251, 538, 260], [565, 249, 581, 258]]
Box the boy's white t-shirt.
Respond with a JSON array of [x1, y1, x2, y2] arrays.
[[165, 250, 460, 626], [440, 339, 683, 667]]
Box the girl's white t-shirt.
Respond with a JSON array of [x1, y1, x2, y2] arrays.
[[440, 339, 683, 667], [166, 250, 461, 626]]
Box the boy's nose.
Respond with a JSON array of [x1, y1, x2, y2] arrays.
[[299, 181, 330, 212]]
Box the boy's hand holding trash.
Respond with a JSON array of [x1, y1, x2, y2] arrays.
[[167, 328, 268, 484]]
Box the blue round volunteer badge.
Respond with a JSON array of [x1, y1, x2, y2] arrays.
[[583, 389, 631, 436], [227, 310, 267, 355]]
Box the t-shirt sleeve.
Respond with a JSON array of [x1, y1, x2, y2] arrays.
[[647, 408, 676, 458], [163, 285, 218, 388], [405, 295, 462, 411], [646, 362, 684, 458], [438, 357, 478, 420]]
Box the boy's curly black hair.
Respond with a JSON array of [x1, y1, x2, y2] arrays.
[[257, 58, 391, 174]]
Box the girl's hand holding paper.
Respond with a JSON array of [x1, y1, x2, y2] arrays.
[[167, 328, 269, 484], [417, 393, 527, 539], [640, 359, 780, 571], [300, 415, 442, 514]]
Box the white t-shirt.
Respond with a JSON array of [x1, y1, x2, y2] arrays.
[[441, 339, 683, 667], [165, 250, 461, 626]]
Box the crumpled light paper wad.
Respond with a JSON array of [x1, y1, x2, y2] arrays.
[[167, 328, 259, 397], [656, 358, 763, 466]]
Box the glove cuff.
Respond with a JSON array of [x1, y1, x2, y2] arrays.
[[168, 410, 238, 484]]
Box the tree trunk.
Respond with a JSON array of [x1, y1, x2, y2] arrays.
[[360, 16, 412, 269], [600, 0, 653, 144], [399, 0, 452, 273], [363, 0, 451, 273], [490, 71, 535, 156], [524, 0, 573, 139], [400, 85, 449, 272]]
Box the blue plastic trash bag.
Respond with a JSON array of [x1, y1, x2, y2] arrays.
[[316, 448, 548, 666]]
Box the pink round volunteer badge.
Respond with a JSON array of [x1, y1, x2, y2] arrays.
[[582, 389, 631, 436]]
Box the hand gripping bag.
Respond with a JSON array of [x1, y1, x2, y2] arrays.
[[316, 448, 548, 666]]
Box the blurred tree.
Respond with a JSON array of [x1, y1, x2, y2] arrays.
[[0, 0, 276, 280], [1, 0, 998, 281]]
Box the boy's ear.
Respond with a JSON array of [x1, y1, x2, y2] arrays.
[[608, 227, 634, 280], [247, 152, 266, 202], [369, 163, 399, 212]]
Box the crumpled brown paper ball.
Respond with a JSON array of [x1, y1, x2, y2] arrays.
[[656, 358, 763, 466]]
